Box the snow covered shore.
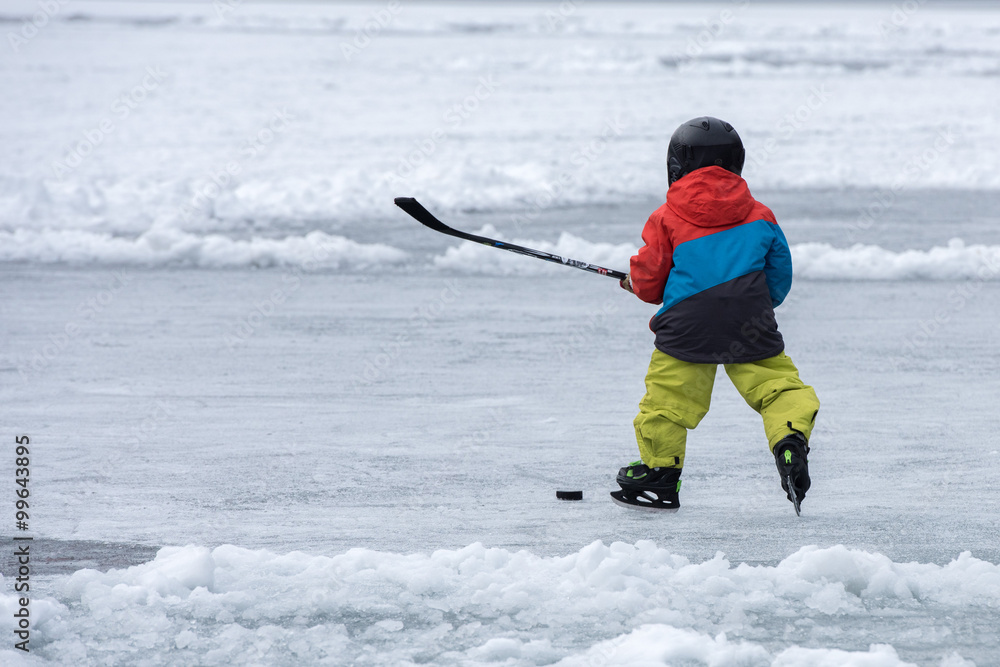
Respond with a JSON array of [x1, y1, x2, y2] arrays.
[[4, 223, 1000, 284]]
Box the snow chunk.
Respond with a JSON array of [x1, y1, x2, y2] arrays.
[[65, 545, 215, 599], [557, 624, 770, 666], [773, 644, 916, 667]]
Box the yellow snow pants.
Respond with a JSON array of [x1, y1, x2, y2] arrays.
[[633, 349, 819, 468]]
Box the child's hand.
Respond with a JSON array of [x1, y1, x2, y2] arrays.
[[620, 273, 634, 294]]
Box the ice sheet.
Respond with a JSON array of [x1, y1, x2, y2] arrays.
[[2, 266, 999, 664]]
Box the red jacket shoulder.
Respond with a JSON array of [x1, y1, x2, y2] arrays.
[[629, 204, 674, 304]]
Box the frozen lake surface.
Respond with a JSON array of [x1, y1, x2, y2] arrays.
[[1, 0, 1000, 664], [4, 235, 1000, 665]]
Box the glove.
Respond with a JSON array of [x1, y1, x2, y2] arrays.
[[620, 272, 634, 294]]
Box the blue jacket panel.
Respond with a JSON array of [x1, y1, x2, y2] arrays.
[[657, 219, 792, 315]]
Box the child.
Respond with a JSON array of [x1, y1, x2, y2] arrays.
[[613, 116, 819, 513]]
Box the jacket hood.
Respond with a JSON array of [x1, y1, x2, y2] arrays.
[[666, 166, 755, 228]]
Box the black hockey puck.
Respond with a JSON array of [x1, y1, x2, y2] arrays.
[[556, 490, 583, 501]]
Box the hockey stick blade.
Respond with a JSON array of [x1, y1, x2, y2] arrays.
[[394, 197, 627, 281]]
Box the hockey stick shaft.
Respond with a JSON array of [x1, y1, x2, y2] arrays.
[[394, 197, 627, 281]]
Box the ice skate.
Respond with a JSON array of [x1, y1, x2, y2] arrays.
[[610, 461, 682, 512], [774, 433, 810, 516]]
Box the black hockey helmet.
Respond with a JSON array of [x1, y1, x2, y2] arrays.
[[666, 116, 745, 185]]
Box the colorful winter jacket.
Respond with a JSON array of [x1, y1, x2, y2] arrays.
[[630, 166, 792, 364]]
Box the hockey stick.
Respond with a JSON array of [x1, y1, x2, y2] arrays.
[[394, 197, 627, 281]]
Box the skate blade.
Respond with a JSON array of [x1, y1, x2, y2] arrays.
[[610, 490, 679, 513], [787, 474, 801, 517]]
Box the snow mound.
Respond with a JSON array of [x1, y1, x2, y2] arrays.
[[793, 239, 1000, 281], [2, 541, 994, 664], [559, 628, 921, 667], [0, 228, 406, 269], [435, 233, 1000, 282]]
